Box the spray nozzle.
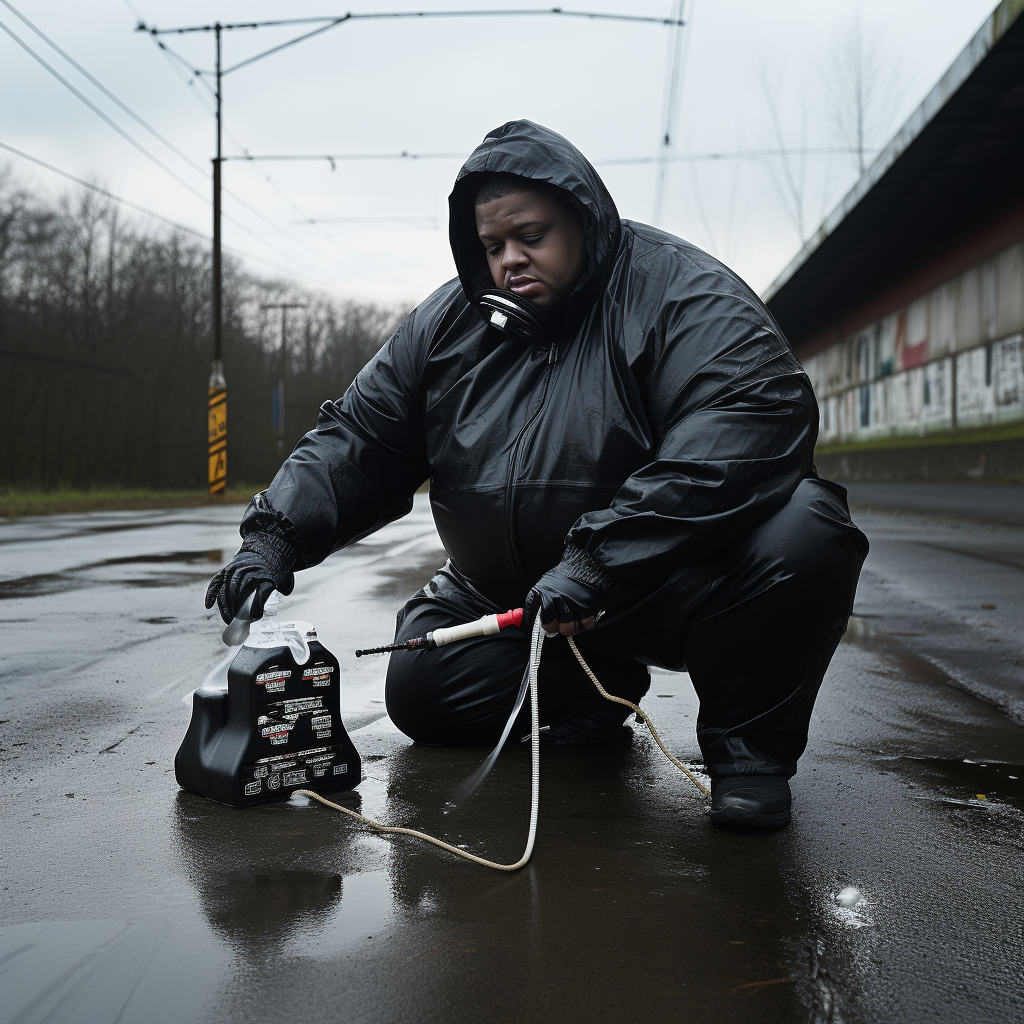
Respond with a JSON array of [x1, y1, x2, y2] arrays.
[[221, 584, 281, 646]]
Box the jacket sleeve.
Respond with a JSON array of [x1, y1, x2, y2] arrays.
[[564, 283, 817, 589], [239, 312, 430, 570]]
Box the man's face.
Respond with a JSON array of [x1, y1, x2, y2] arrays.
[[475, 189, 585, 309]]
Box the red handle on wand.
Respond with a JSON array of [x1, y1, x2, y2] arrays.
[[355, 608, 524, 657]]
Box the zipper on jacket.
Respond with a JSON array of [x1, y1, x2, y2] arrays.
[[504, 341, 559, 591]]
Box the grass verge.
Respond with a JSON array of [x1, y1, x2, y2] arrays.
[[0, 485, 264, 518], [815, 420, 1024, 456]]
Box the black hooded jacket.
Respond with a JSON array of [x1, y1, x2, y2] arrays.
[[241, 121, 818, 610]]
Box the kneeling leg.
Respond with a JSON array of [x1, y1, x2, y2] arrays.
[[685, 479, 868, 777]]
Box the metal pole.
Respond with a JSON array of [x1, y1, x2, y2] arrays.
[[261, 302, 306, 460], [208, 23, 227, 495], [136, 10, 682, 495], [278, 306, 287, 455]]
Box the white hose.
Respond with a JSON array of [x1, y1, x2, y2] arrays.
[[296, 616, 544, 871], [297, 619, 708, 871]]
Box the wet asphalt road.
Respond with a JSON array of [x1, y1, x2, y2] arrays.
[[1, 487, 1022, 1024]]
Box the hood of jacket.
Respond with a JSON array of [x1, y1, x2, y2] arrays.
[[448, 120, 622, 337]]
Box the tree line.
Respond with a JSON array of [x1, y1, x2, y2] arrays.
[[0, 169, 407, 491]]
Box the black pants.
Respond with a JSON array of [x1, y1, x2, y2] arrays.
[[385, 478, 868, 778]]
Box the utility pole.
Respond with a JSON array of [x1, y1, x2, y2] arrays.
[[261, 302, 307, 459], [136, 9, 683, 494], [207, 24, 226, 495]]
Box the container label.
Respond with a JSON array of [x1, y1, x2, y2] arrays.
[[261, 723, 295, 738], [253, 663, 290, 688], [303, 665, 334, 686], [255, 746, 328, 765], [277, 697, 323, 716]]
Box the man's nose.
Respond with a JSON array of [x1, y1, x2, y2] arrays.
[[500, 243, 528, 268]]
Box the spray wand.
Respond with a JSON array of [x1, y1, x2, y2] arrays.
[[355, 608, 523, 657]]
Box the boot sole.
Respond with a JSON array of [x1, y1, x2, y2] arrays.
[[710, 804, 791, 832]]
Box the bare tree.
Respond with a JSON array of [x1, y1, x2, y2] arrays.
[[822, 16, 909, 176], [758, 64, 810, 244], [0, 167, 406, 491]]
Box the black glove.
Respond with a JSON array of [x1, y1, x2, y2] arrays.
[[523, 546, 610, 636], [205, 534, 296, 625]]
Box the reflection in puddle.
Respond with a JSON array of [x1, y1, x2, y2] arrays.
[[0, 550, 224, 599], [371, 550, 447, 602], [204, 869, 343, 954], [171, 793, 393, 963], [883, 756, 1024, 810], [302, 871, 395, 957], [841, 615, 876, 644], [98, 550, 224, 566]]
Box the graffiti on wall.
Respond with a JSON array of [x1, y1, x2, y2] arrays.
[[804, 240, 1024, 445], [818, 335, 1024, 443]]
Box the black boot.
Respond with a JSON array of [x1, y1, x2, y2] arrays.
[[531, 703, 634, 745], [710, 774, 791, 831]]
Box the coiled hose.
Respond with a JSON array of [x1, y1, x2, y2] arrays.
[[295, 617, 708, 871]]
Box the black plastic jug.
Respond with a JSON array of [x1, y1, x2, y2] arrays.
[[175, 617, 361, 807]]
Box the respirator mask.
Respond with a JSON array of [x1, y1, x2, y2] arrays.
[[475, 289, 553, 345]]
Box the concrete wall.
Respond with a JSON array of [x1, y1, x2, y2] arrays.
[[801, 241, 1024, 443], [815, 437, 1024, 482]]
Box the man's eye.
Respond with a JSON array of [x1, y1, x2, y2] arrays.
[[523, 233, 543, 244], [486, 245, 501, 256]]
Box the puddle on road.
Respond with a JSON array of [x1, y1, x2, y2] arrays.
[[0, 550, 224, 600], [841, 615, 877, 644], [99, 550, 224, 567], [370, 550, 447, 602], [202, 869, 344, 952], [0, 914, 225, 1024], [882, 756, 1024, 810]]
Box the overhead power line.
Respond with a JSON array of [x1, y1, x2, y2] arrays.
[[291, 217, 441, 225], [602, 147, 879, 165], [222, 147, 876, 166], [0, 140, 206, 236], [0, 15, 362, 274], [133, 5, 686, 496], [145, 7, 686, 33], [653, 0, 690, 226], [222, 152, 469, 164], [0, 16, 209, 206], [0, 140, 349, 290], [139, 9, 685, 77], [0, 0, 207, 177]]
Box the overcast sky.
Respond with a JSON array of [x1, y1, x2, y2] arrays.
[[0, 0, 997, 306]]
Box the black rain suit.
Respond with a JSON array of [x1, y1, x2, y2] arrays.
[[239, 121, 868, 777]]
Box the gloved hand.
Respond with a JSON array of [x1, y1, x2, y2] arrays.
[[205, 534, 296, 625], [523, 547, 609, 637]]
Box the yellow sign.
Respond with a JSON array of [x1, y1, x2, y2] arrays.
[[208, 387, 227, 493], [208, 391, 227, 444]]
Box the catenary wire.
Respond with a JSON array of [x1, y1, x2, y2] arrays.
[[0, 0, 208, 178], [653, 0, 688, 225], [0, 141, 351, 291], [221, 147, 875, 165], [0, 12, 367, 275], [0, 17, 210, 206]]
